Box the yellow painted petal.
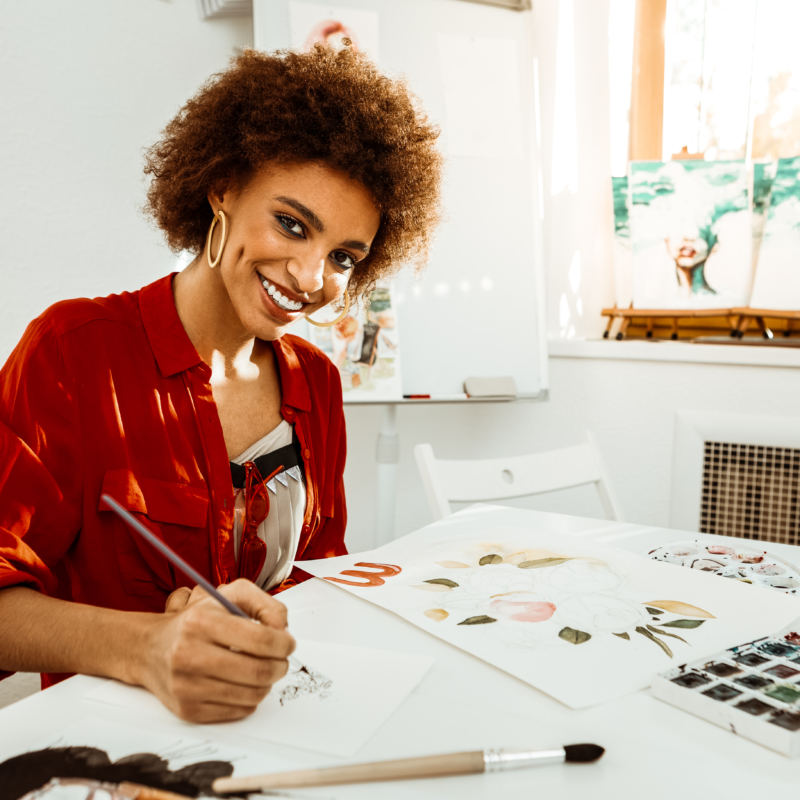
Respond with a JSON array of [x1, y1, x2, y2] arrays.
[[412, 583, 452, 592], [424, 608, 449, 622], [435, 561, 470, 569], [645, 601, 715, 619]]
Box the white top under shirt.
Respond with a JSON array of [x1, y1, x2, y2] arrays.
[[231, 421, 307, 591]]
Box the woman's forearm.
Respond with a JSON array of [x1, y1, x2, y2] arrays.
[[0, 586, 152, 685]]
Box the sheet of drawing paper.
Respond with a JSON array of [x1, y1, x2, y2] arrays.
[[290, 1, 380, 63], [438, 34, 524, 160], [84, 640, 432, 757], [0, 716, 288, 792], [300, 524, 800, 709], [629, 159, 751, 309], [750, 156, 800, 309]]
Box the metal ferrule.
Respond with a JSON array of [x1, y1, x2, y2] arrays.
[[483, 748, 566, 772]]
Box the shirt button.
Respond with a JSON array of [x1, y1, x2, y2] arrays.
[[284, 407, 293, 416], [303, 448, 311, 459]]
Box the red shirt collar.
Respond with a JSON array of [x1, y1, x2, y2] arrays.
[[139, 273, 312, 411]]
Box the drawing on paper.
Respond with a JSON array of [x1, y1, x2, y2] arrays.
[[278, 663, 333, 706], [0, 743, 238, 800], [412, 543, 714, 659], [629, 160, 751, 309]]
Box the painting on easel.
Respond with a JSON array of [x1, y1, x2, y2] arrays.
[[629, 160, 751, 309], [750, 156, 800, 310]]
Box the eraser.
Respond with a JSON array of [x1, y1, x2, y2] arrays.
[[463, 376, 517, 398]]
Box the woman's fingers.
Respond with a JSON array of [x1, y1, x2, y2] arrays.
[[217, 579, 289, 630], [164, 586, 192, 613]]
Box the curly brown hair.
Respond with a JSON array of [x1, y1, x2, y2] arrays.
[[144, 46, 443, 299]]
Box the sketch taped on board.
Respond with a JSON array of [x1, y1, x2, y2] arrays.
[[629, 160, 751, 309], [307, 284, 402, 401]]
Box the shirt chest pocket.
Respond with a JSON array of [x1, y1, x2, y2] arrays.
[[99, 469, 210, 598]]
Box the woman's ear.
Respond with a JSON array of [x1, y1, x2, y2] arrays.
[[207, 183, 230, 215]]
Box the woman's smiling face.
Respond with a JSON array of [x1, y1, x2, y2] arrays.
[[209, 161, 381, 341]]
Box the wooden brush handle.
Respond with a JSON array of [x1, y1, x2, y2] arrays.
[[212, 751, 486, 792], [119, 782, 193, 800]]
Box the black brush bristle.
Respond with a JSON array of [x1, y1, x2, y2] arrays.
[[564, 744, 605, 763]]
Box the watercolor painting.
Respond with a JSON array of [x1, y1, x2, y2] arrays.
[[84, 639, 432, 758], [611, 176, 633, 307], [751, 160, 777, 278], [0, 717, 283, 800], [648, 540, 800, 594], [289, 2, 380, 63], [302, 525, 800, 709], [307, 284, 402, 401], [749, 156, 800, 310], [629, 160, 751, 309]]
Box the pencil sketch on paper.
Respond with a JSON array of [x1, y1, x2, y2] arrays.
[[278, 663, 333, 706], [415, 542, 714, 659]]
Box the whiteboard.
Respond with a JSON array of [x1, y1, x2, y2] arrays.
[[254, 0, 548, 397]]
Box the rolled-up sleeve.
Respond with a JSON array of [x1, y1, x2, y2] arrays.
[[0, 315, 82, 596]]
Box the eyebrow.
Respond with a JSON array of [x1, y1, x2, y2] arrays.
[[276, 195, 371, 255]]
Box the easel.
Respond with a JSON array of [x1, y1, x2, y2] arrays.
[[602, 306, 800, 341]]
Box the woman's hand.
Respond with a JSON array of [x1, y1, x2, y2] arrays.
[[142, 579, 295, 723]]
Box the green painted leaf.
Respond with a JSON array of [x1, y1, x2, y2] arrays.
[[424, 578, 459, 588], [458, 615, 497, 625], [558, 627, 592, 645], [518, 557, 572, 569], [479, 554, 503, 566], [646, 607, 664, 615], [636, 626, 673, 658], [613, 632, 630, 640], [660, 619, 705, 629], [647, 624, 687, 644]]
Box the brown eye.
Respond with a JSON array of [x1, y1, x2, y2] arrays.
[[331, 251, 356, 270]]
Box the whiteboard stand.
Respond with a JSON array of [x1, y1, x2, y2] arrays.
[[349, 393, 548, 546]]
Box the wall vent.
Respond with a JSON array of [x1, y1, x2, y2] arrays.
[[699, 442, 800, 545]]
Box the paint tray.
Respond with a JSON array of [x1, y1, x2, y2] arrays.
[[652, 616, 800, 758]]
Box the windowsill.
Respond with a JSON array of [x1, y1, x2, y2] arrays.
[[548, 338, 800, 368]]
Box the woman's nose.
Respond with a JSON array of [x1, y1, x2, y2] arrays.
[[286, 254, 325, 295]]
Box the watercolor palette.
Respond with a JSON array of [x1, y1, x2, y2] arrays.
[[652, 617, 800, 757], [647, 540, 800, 595]]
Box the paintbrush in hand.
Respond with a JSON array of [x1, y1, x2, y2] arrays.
[[211, 743, 605, 792], [101, 493, 303, 670]]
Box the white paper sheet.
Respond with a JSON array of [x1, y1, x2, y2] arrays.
[[290, 2, 380, 63], [300, 526, 800, 709], [438, 34, 525, 160], [84, 640, 432, 758]]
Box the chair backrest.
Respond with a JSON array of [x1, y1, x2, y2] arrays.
[[414, 431, 624, 522]]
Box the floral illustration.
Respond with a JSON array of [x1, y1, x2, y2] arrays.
[[415, 543, 715, 658]]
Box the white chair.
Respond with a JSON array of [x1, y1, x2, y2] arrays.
[[414, 431, 624, 522]]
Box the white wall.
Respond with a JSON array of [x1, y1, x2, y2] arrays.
[[0, 1, 253, 362]]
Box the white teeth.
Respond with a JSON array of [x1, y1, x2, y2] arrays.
[[260, 276, 303, 311]]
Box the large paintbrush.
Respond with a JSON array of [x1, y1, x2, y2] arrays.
[[212, 743, 605, 792]]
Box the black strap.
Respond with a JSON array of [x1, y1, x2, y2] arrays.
[[229, 432, 304, 489]]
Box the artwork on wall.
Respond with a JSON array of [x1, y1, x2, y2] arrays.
[[289, 1, 380, 62], [751, 160, 778, 279], [611, 176, 633, 307], [301, 526, 800, 709], [306, 284, 402, 401], [84, 640, 431, 758], [629, 160, 751, 309], [749, 156, 800, 310]]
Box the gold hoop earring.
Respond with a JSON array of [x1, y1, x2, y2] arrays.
[[306, 290, 351, 328], [206, 210, 228, 269]]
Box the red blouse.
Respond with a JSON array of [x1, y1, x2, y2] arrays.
[[0, 274, 347, 687]]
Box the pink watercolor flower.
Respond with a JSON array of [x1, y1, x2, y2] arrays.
[[490, 597, 557, 623]]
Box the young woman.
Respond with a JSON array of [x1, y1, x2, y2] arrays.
[[0, 46, 442, 723]]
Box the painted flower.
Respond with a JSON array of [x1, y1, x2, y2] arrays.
[[542, 560, 624, 593], [490, 596, 556, 623], [555, 593, 649, 633], [460, 565, 536, 596]]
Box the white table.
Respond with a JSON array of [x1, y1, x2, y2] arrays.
[[3, 506, 800, 799]]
